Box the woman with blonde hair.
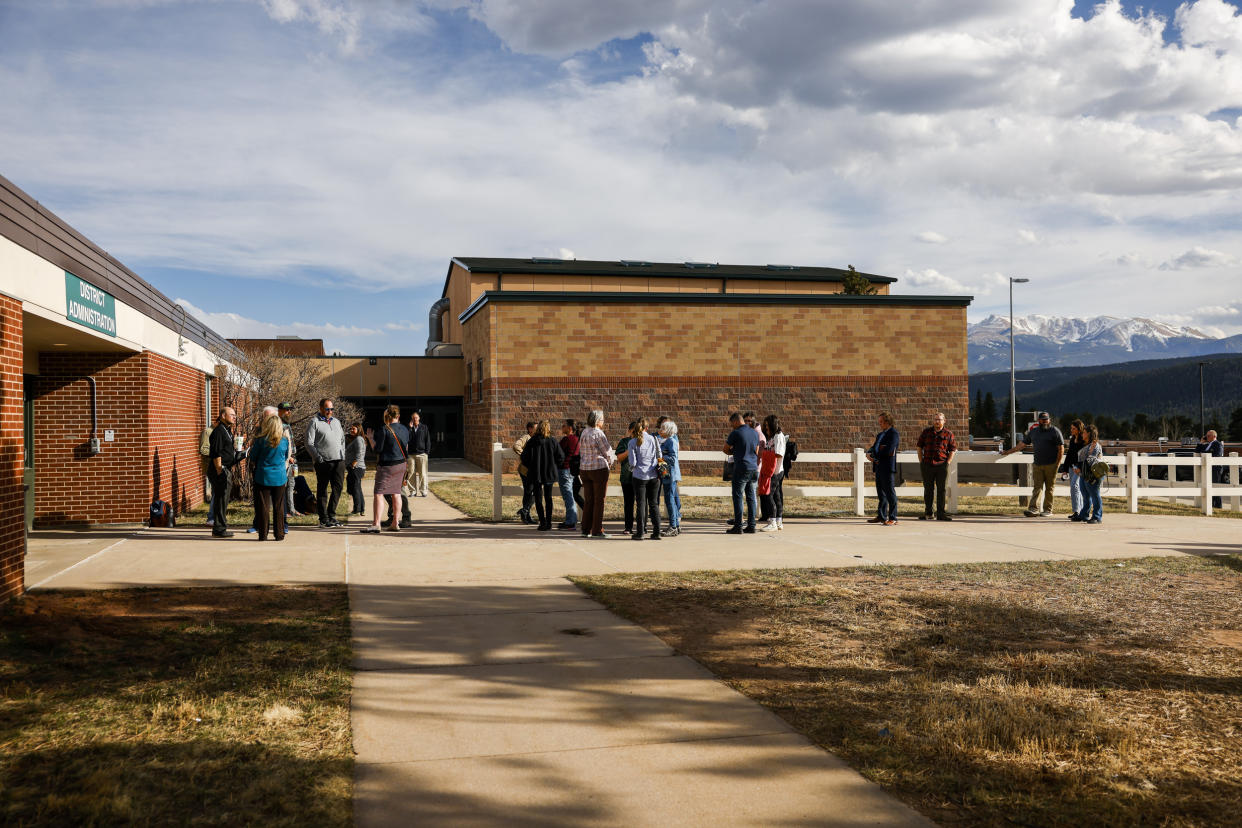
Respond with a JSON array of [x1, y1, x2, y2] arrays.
[[360, 405, 409, 534], [250, 414, 290, 541]]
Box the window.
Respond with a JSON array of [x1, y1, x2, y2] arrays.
[[465, 363, 472, 402], [476, 358, 484, 402]]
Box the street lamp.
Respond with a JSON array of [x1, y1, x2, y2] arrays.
[[1009, 277, 1030, 450], [1199, 361, 1207, 437]]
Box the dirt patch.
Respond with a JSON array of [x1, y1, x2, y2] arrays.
[[1206, 629, 1242, 650]]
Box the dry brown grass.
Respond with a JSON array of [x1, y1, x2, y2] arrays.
[[433, 474, 1242, 524], [0, 586, 352, 826], [572, 556, 1242, 827]]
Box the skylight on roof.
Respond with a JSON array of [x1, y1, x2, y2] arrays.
[[530, 257, 566, 264], [619, 260, 652, 267], [765, 264, 799, 271], [683, 261, 717, 269]]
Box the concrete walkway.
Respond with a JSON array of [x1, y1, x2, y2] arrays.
[[25, 490, 1240, 826]]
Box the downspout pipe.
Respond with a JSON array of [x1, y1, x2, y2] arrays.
[[425, 297, 451, 355], [84, 376, 98, 454]]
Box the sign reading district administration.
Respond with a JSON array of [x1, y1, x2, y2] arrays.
[[65, 271, 117, 336]]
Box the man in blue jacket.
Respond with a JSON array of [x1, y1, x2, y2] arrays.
[[866, 411, 900, 525]]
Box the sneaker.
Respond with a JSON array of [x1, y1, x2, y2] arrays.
[[867, 517, 885, 524], [650, 534, 662, 540], [776, 519, 783, 530], [557, 522, 576, 530], [318, 522, 331, 529], [761, 521, 779, 532], [359, 526, 380, 534], [1069, 514, 1084, 522], [884, 519, 898, 526], [725, 527, 742, 535], [398, 520, 413, 529], [632, 533, 644, 541], [743, 525, 757, 534], [936, 514, 953, 522], [247, 527, 258, 534], [212, 530, 234, 538], [1086, 518, 1101, 524], [1040, 510, 1053, 517], [919, 513, 932, 521], [385, 524, 399, 532], [590, 533, 610, 539], [537, 524, 552, 531], [1023, 509, 1039, 517]]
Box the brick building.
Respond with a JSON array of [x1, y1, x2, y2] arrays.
[[435, 257, 972, 471], [1, 173, 237, 601]]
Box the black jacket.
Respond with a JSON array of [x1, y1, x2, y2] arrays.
[[408, 423, 432, 455], [1060, 435, 1086, 474], [209, 423, 238, 470], [520, 434, 565, 485]]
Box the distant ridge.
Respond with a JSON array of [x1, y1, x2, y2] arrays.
[[968, 314, 1242, 372]]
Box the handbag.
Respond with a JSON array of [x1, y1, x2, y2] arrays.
[[722, 461, 733, 482]]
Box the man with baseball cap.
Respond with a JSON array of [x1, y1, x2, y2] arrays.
[[1002, 411, 1065, 516]]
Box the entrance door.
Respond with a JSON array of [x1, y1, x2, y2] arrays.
[[418, 399, 463, 458], [23, 375, 34, 533]]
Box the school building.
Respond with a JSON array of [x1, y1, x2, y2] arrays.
[[0, 173, 237, 600]]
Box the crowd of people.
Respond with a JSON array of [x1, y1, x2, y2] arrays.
[[203, 398, 433, 538], [511, 411, 790, 537]]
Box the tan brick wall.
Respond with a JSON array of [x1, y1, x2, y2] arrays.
[[487, 302, 966, 378], [0, 294, 24, 600]]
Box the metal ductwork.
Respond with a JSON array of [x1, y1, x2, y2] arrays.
[[425, 296, 451, 356]]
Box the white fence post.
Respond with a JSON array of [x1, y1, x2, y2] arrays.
[[853, 448, 866, 516], [492, 442, 504, 522], [947, 452, 959, 514], [1231, 452, 1240, 513], [1127, 451, 1139, 514], [1202, 452, 1214, 516]]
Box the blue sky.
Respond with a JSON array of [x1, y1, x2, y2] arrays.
[[2, 0, 1241, 353]]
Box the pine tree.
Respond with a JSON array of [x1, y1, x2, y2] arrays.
[[981, 392, 998, 433], [972, 389, 983, 434], [1229, 406, 1242, 442], [841, 265, 878, 295]]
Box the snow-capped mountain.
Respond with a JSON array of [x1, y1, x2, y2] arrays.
[[969, 314, 1242, 372]]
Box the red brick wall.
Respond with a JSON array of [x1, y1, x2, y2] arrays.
[[472, 375, 968, 479], [32, 351, 207, 527], [0, 295, 24, 601]]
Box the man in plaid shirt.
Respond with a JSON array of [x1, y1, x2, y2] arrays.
[[917, 412, 957, 521]]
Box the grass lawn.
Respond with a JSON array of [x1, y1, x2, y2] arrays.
[[0, 585, 352, 826], [432, 474, 1242, 524], [572, 555, 1242, 827]]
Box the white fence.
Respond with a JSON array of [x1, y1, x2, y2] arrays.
[[491, 444, 1242, 521]]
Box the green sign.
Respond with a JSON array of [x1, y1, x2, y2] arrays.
[[65, 271, 117, 336]]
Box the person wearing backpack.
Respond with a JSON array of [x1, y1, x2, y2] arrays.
[[759, 415, 786, 532], [1072, 423, 1104, 524]]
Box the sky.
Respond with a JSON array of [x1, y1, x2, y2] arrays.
[[2, 0, 1241, 354]]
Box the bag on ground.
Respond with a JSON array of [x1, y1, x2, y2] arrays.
[[293, 474, 317, 513], [148, 499, 173, 528]]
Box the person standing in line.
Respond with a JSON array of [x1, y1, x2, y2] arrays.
[[1195, 429, 1224, 510], [759, 415, 786, 532], [866, 412, 900, 526], [1002, 411, 1064, 517], [578, 410, 615, 539], [360, 405, 408, 534], [615, 421, 637, 535], [251, 413, 290, 541], [1073, 424, 1104, 524], [628, 416, 663, 540], [659, 419, 682, 536], [248, 405, 280, 534], [557, 419, 581, 530], [306, 398, 346, 528], [725, 411, 760, 534], [278, 402, 300, 517], [520, 420, 565, 531], [345, 423, 367, 516], [1062, 420, 1086, 521], [513, 421, 537, 525], [408, 412, 432, 497], [208, 407, 246, 538], [916, 412, 957, 521]]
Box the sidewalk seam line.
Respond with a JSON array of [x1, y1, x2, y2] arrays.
[[357, 607, 609, 620], [28, 535, 135, 590], [354, 651, 677, 672], [354, 730, 794, 766]]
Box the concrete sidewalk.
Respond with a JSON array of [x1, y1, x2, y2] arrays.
[[25, 492, 1239, 826]]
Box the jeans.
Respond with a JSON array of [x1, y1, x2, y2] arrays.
[[634, 477, 661, 537], [255, 483, 287, 540], [348, 467, 366, 514], [209, 469, 232, 535], [663, 478, 681, 528], [1077, 473, 1102, 521], [1030, 463, 1058, 512], [875, 468, 897, 521], [1067, 470, 1083, 516], [534, 482, 555, 528], [731, 466, 758, 528], [920, 462, 949, 516], [580, 467, 609, 535], [286, 467, 297, 514], [519, 472, 535, 512], [314, 459, 345, 523], [557, 468, 578, 526]]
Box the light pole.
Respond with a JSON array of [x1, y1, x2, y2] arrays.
[[1199, 361, 1207, 436], [1009, 277, 1030, 450]]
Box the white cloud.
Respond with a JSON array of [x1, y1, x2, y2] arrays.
[[1158, 246, 1239, 270], [1016, 229, 1039, 245], [1194, 299, 1242, 321], [900, 268, 972, 293], [915, 231, 948, 244], [175, 299, 382, 339], [384, 320, 424, 332]]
